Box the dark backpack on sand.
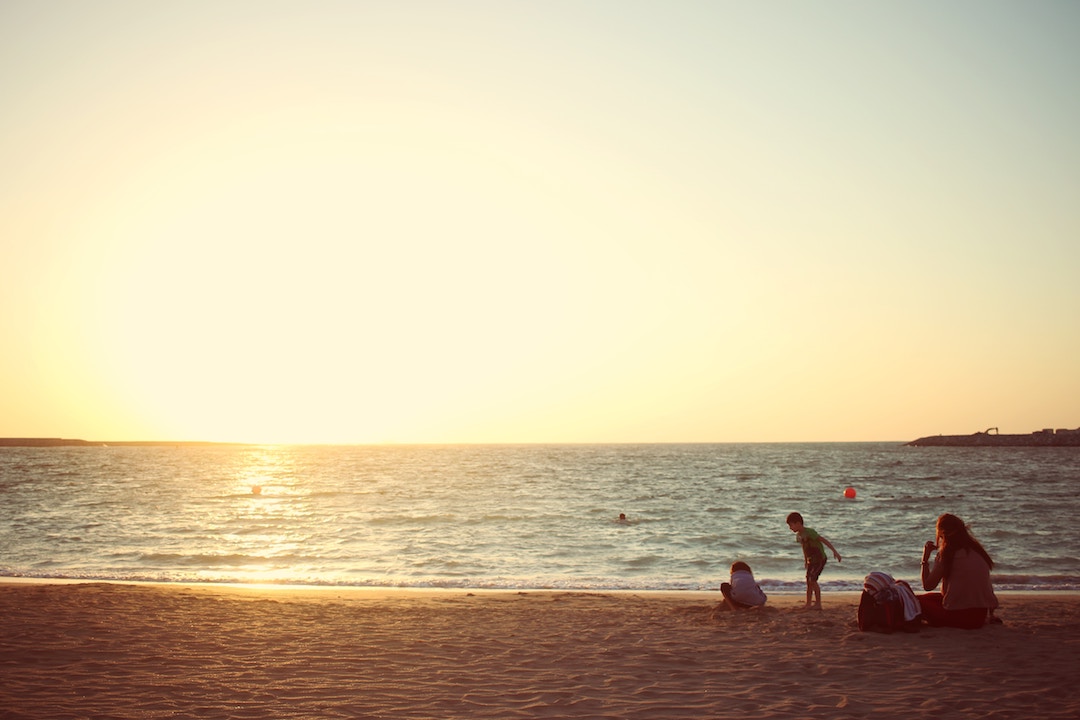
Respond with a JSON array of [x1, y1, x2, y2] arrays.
[[858, 573, 921, 633], [858, 588, 906, 632]]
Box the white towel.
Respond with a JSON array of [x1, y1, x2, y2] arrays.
[[894, 580, 922, 622]]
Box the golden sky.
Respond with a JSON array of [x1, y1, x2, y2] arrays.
[[2, 1, 1078, 443]]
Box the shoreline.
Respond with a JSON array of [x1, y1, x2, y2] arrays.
[[3, 576, 1077, 596], [3, 581, 1079, 718]]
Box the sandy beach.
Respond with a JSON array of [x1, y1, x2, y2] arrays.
[[1, 582, 1078, 719]]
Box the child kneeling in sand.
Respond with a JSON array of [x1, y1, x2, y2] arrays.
[[720, 561, 767, 609]]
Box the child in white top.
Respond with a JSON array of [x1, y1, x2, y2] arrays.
[[720, 561, 767, 609]]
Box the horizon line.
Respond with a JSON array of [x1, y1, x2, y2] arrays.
[[0, 437, 914, 447]]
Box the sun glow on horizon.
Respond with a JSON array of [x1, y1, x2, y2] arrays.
[[3, 2, 1079, 444]]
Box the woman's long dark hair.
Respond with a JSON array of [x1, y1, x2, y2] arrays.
[[937, 513, 994, 576]]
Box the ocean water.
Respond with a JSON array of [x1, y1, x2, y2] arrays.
[[1, 443, 1077, 592]]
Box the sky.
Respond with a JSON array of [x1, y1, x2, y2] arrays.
[[2, 1, 1078, 444]]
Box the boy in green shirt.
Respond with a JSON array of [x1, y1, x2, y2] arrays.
[[786, 511, 842, 610]]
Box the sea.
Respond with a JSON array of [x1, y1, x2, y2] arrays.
[[2, 443, 1077, 593]]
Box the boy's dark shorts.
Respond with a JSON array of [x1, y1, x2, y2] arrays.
[[805, 557, 826, 582]]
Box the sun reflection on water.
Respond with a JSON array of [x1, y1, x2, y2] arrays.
[[199, 445, 319, 583]]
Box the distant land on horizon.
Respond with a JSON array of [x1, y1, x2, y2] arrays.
[[907, 426, 1080, 447], [0, 438, 240, 447]]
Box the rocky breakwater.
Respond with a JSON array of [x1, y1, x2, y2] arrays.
[[907, 427, 1080, 447]]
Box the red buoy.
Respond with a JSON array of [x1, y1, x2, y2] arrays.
[[843, 486, 856, 499]]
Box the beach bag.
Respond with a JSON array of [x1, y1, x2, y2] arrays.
[[858, 572, 920, 633], [857, 588, 905, 632]]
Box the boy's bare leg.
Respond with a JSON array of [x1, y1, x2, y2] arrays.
[[802, 580, 822, 610]]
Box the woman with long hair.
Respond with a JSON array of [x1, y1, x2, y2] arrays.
[[919, 513, 999, 628]]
